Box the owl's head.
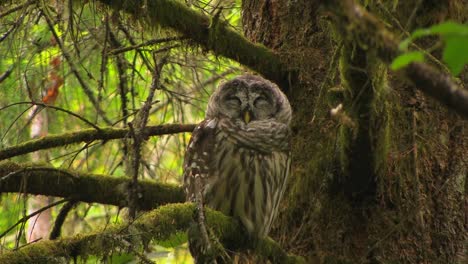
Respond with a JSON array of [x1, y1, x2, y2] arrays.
[[206, 74, 292, 125]]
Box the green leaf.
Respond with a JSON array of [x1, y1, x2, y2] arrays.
[[398, 37, 413, 51], [411, 28, 432, 39], [398, 22, 468, 51], [390, 51, 425, 70], [443, 35, 468, 75], [429, 21, 468, 36]]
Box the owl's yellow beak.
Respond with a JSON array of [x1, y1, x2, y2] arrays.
[[243, 110, 251, 123]]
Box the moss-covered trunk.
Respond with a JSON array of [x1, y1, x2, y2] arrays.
[[242, 0, 466, 262]]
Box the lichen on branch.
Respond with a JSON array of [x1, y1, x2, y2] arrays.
[[0, 124, 195, 160]]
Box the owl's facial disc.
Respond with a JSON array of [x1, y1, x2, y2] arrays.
[[206, 74, 291, 125]]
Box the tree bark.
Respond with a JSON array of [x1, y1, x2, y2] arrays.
[[242, 0, 466, 262]]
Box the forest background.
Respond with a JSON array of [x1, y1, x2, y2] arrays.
[[0, 0, 466, 263]]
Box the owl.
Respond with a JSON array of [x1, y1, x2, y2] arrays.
[[183, 74, 292, 240]]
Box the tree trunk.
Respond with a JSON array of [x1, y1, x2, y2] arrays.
[[242, 0, 466, 263]]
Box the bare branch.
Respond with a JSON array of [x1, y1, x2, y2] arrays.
[[108, 37, 183, 55], [0, 124, 196, 160], [0, 199, 68, 240]]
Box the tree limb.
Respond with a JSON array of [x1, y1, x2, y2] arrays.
[[126, 56, 167, 219], [0, 161, 184, 210], [0, 203, 304, 264], [91, 0, 289, 88], [326, 0, 468, 118], [0, 124, 196, 160]]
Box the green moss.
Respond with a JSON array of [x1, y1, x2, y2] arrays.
[[0, 203, 302, 263], [0, 161, 185, 209], [97, 0, 287, 86]]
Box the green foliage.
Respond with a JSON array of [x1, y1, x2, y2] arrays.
[[0, 0, 241, 262], [392, 21, 468, 75], [390, 51, 425, 71]]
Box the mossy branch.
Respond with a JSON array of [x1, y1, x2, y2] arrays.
[[91, 0, 289, 87], [0, 203, 304, 264], [0, 161, 184, 210], [326, 0, 468, 118], [0, 124, 195, 160]]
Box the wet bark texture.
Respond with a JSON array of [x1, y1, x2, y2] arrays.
[[242, 0, 466, 263]]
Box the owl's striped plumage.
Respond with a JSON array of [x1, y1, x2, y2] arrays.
[[184, 74, 292, 240]]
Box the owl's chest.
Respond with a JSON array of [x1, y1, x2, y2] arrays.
[[203, 131, 289, 236], [211, 131, 270, 176], [204, 130, 286, 201]]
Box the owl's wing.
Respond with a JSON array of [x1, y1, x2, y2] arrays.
[[183, 118, 217, 202], [218, 118, 291, 153]]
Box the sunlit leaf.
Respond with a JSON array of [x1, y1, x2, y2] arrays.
[[396, 22, 468, 75], [443, 35, 468, 75], [429, 21, 468, 36], [390, 51, 425, 70]]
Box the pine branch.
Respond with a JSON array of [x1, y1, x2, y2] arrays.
[[0, 203, 304, 264], [0, 124, 196, 160], [326, 0, 468, 118], [0, 161, 184, 210]]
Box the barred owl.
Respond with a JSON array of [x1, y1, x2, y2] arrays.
[[183, 74, 292, 240]]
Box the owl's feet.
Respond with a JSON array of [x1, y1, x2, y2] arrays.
[[189, 175, 230, 263], [188, 217, 231, 263]]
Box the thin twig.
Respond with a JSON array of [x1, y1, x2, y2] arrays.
[[127, 55, 167, 219], [108, 36, 184, 55], [97, 15, 110, 103], [0, 10, 27, 43], [0, 65, 13, 83], [117, 20, 154, 72], [41, 7, 113, 125], [0, 199, 68, 240], [108, 24, 130, 127], [0, 101, 100, 130], [94, 0, 288, 88], [405, 0, 424, 31], [0, 0, 35, 18]]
